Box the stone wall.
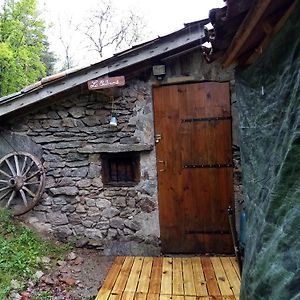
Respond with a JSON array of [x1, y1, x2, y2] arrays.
[[4, 79, 160, 255], [1, 50, 244, 255]]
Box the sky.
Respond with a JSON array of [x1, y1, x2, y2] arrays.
[[39, 0, 225, 70]]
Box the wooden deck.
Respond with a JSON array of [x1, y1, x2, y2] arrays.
[[95, 256, 240, 300]]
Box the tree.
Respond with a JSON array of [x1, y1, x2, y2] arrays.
[[81, 0, 146, 58], [57, 17, 77, 71], [41, 39, 57, 76], [0, 0, 47, 96]]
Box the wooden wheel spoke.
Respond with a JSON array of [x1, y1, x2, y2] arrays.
[[14, 155, 21, 175], [0, 179, 8, 183], [5, 158, 16, 176], [21, 155, 28, 174], [0, 186, 10, 193], [22, 186, 36, 198], [0, 169, 12, 178], [20, 189, 28, 207], [0, 189, 11, 201], [26, 169, 41, 181], [6, 190, 16, 208], [23, 161, 34, 177], [24, 181, 41, 186]]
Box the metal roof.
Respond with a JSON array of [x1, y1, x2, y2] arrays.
[[0, 19, 208, 118]]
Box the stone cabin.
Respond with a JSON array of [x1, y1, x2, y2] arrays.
[[0, 19, 242, 256]]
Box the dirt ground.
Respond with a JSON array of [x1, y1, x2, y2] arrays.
[[17, 249, 115, 300]]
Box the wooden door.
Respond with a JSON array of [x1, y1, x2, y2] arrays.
[[153, 82, 233, 254]]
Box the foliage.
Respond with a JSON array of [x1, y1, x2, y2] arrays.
[[41, 39, 57, 76], [0, 0, 48, 96], [0, 209, 71, 299]]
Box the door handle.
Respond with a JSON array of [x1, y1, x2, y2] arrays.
[[158, 160, 167, 172]]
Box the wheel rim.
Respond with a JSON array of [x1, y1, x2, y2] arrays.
[[0, 152, 45, 215]]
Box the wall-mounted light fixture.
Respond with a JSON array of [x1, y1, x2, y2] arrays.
[[152, 65, 166, 80], [109, 96, 118, 126], [109, 114, 118, 126]]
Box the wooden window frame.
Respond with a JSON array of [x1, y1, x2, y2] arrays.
[[101, 152, 140, 187]]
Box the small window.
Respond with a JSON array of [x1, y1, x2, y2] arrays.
[[101, 152, 140, 186]]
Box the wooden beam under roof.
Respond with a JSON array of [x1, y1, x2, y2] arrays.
[[222, 0, 272, 68], [245, 0, 297, 65]]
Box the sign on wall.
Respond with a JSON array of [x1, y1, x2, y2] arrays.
[[88, 76, 125, 90]]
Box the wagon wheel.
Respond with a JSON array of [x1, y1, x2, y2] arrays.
[[0, 152, 45, 215]]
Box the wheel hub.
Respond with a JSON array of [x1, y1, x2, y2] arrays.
[[9, 176, 24, 191]]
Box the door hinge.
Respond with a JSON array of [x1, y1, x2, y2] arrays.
[[181, 116, 231, 123], [183, 163, 233, 169]]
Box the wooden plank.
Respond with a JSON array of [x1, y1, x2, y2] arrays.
[[191, 257, 208, 296], [182, 258, 196, 296], [222, 0, 272, 67], [201, 257, 221, 296], [108, 294, 121, 300], [125, 257, 144, 293], [159, 295, 172, 300], [95, 288, 111, 300], [95, 256, 125, 300], [210, 257, 233, 296], [184, 296, 197, 300], [122, 292, 135, 300], [245, 0, 298, 65], [173, 258, 184, 295], [149, 257, 163, 294], [137, 257, 154, 293], [112, 257, 135, 294], [134, 292, 148, 300], [153, 85, 185, 253], [220, 257, 241, 297], [102, 257, 125, 289], [229, 257, 240, 279], [161, 257, 173, 295], [88, 75, 125, 90], [147, 294, 159, 300], [172, 296, 185, 300]]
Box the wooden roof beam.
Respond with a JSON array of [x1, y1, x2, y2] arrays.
[[245, 0, 297, 65], [222, 0, 272, 68]]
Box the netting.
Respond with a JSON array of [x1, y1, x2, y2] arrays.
[[236, 4, 300, 299]]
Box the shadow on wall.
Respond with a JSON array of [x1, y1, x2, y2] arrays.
[[0, 131, 43, 159]]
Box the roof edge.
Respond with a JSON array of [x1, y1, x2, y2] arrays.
[[0, 19, 207, 118]]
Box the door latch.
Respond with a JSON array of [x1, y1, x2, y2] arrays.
[[155, 134, 162, 144], [158, 160, 167, 172]]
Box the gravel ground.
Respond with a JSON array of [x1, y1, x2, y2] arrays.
[[12, 249, 115, 300]]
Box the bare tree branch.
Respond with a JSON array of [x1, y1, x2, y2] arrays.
[[58, 17, 76, 70], [79, 0, 146, 58]]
